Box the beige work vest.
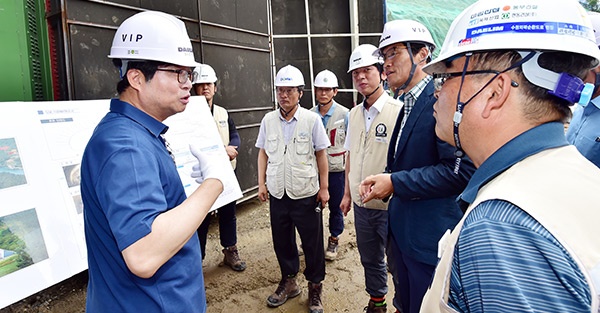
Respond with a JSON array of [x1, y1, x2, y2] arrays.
[[420, 146, 600, 313], [347, 96, 402, 209], [264, 108, 320, 200], [213, 104, 236, 170], [312, 102, 349, 172]]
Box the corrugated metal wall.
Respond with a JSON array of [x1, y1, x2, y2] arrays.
[[271, 0, 384, 109], [198, 1, 271, 199]]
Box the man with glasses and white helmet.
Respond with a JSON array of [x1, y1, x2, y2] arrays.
[[256, 65, 330, 313], [359, 20, 475, 313], [81, 11, 224, 313], [567, 11, 600, 169], [340, 44, 402, 313], [310, 69, 348, 261], [192, 64, 247, 271], [416, 0, 600, 312]]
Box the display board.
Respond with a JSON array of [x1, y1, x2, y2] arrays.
[[0, 96, 241, 308]]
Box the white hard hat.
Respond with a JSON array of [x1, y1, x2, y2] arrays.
[[423, 0, 600, 75], [108, 11, 199, 68], [377, 19, 436, 53], [348, 44, 383, 73], [314, 70, 339, 88], [588, 11, 600, 46], [275, 65, 305, 87], [192, 64, 218, 84]]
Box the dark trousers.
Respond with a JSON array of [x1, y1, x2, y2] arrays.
[[269, 193, 325, 283], [387, 234, 435, 313], [197, 200, 237, 259], [354, 204, 388, 297], [327, 171, 345, 237]]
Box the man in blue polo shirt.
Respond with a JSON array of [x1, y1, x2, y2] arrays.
[[80, 11, 223, 313]]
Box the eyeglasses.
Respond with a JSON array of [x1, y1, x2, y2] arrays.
[[156, 68, 197, 84], [382, 46, 408, 61], [276, 87, 299, 95], [432, 70, 500, 92]]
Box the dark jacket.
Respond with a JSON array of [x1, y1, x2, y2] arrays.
[[386, 80, 475, 266]]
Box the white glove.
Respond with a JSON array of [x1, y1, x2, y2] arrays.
[[190, 162, 204, 184], [189, 144, 222, 184]]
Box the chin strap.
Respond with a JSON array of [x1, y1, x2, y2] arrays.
[[394, 43, 432, 94], [451, 53, 472, 174], [319, 99, 333, 107], [395, 43, 416, 93], [365, 84, 381, 99], [393, 88, 404, 100], [280, 103, 298, 117], [594, 72, 600, 96], [119, 60, 129, 79], [450, 51, 533, 174]]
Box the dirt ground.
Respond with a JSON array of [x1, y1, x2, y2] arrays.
[[1, 198, 394, 313]]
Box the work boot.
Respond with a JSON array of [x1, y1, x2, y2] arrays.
[[266, 276, 301, 307], [308, 282, 324, 313], [221, 245, 247, 271], [324, 236, 339, 261], [364, 299, 387, 313]]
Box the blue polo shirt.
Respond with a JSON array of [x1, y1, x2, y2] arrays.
[[81, 99, 206, 313], [566, 98, 600, 168], [450, 122, 590, 312]]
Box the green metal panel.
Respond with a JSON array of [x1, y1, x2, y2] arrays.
[[0, 0, 53, 101]]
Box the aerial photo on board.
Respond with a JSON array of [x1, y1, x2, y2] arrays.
[[0, 138, 27, 190]]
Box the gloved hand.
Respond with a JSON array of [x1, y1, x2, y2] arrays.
[[189, 144, 223, 184], [190, 162, 204, 184]]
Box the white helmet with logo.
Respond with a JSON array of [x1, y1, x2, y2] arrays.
[[348, 44, 383, 73], [275, 65, 305, 87], [588, 11, 600, 46], [424, 0, 600, 75], [314, 70, 339, 88], [377, 19, 436, 52], [192, 64, 218, 84], [109, 11, 199, 68]]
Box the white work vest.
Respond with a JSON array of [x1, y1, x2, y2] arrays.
[[264, 108, 320, 200], [347, 97, 402, 209], [213, 104, 236, 170], [420, 146, 600, 313], [312, 103, 348, 172]]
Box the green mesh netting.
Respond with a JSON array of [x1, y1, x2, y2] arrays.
[[385, 0, 477, 57]]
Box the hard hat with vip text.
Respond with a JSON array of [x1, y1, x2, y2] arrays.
[[109, 10, 199, 68]]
